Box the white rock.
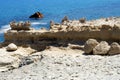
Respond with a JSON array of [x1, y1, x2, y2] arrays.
[[68, 43, 83, 49], [93, 41, 110, 55], [6, 43, 17, 51], [0, 55, 20, 72], [84, 39, 99, 54], [109, 42, 120, 55]]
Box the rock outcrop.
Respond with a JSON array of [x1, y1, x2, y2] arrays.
[[0, 46, 37, 72], [0, 43, 2, 48], [6, 43, 17, 51], [79, 18, 86, 23], [109, 42, 120, 55], [29, 12, 43, 18], [1, 17, 120, 72], [61, 16, 69, 23], [0, 55, 20, 72], [10, 21, 31, 30], [93, 41, 110, 55], [84, 39, 99, 54], [5, 17, 120, 44], [50, 20, 55, 26]]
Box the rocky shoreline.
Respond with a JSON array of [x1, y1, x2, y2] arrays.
[[0, 17, 120, 80]]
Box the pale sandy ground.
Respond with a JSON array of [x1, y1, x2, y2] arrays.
[[0, 47, 120, 80]]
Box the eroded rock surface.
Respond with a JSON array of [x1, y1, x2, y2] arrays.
[[109, 42, 120, 55], [5, 17, 120, 44], [93, 41, 110, 55], [0, 55, 20, 72], [84, 39, 99, 54], [0, 46, 36, 72], [10, 21, 31, 30], [0, 47, 120, 80]]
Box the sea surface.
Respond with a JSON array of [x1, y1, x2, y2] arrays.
[[0, 0, 120, 42]]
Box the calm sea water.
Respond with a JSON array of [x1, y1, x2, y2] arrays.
[[0, 0, 120, 42]]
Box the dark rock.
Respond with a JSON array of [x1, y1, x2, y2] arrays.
[[109, 42, 120, 55], [79, 18, 86, 23], [29, 12, 43, 18], [84, 39, 99, 54], [50, 20, 55, 26], [61, 16, 69, 23]]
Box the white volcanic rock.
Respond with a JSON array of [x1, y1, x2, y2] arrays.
[[93, 41, 110, 55], [109, 42, 120, 55], [84, 39, 99, 54], [6, 43, 17, 51], [0, 55, 20, 72]]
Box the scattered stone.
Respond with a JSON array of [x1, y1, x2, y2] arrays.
[[6, 43, 17, 51], [101, 24, 112, 30], [79, 18, 86, 23], [93, 41, 110, 55], [84, 39, 99, 54], [29, 12, 43, 18], [109, 42, 120, 55], [113, 24, 120, 31], [61, 16, 69, 23], [105, 18, 109, 21], [50, 20, 55, 26], [19, 54, 42, 67]]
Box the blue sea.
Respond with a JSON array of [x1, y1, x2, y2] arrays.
[[0, 0, 120, 42]]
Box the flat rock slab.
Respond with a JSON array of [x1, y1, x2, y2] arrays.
[[0, 47, 36, 72]]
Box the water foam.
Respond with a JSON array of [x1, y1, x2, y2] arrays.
[[0, 25, 11, 34], [0, 22, 47, 34], [31, 22, 47, 25]]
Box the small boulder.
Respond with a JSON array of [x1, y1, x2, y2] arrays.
[[101, 24, 112, 30], [93, 41, 110, 55], [61, 16, 69, 23], [29, 12, 43, 18], [50, 20, 55, 26], [6, 43, 17, 51], [84, 39, 99, 54], [109, 42, 120, 55], [79, 18, 86, 23]]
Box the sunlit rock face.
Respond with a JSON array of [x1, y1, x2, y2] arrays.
[[10, 21, 31, 30], [4, 17, 120, 44]]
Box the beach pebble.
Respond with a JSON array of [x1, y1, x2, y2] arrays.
[[109, 42, 120, 55], [93, 41, 110, 55], [6, 43, 17, 51], [84, 39, 99, 54]]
